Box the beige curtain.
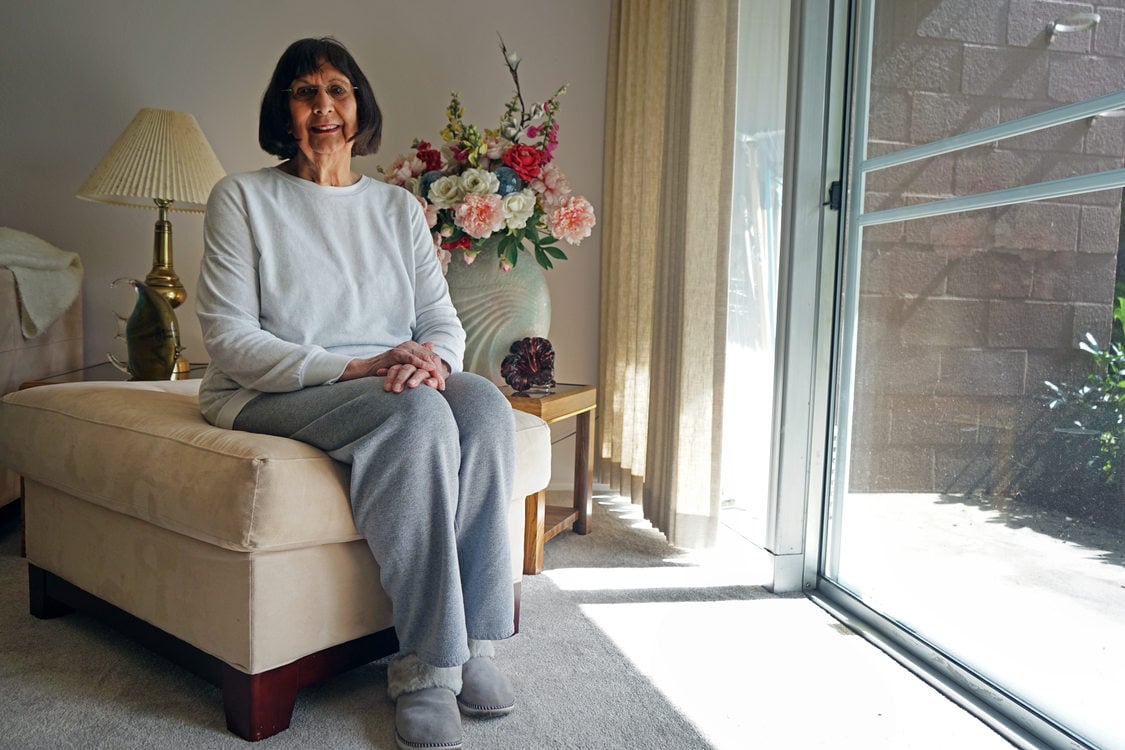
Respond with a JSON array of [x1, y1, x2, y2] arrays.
[[598, 0, 737, 548]]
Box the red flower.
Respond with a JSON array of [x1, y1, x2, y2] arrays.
[[502, 144, 543, 181], [414, 141, 443, 172], [440, 234, 472, 251]]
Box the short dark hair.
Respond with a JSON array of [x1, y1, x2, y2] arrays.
[[258, 37, 382, 159]]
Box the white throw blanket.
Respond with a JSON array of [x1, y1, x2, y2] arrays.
[[0, 227, 83, 338]]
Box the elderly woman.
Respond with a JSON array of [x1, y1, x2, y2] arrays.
[[196, 37, 515, 750]]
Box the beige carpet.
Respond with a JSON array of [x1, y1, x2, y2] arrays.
[[0, 493, 1015, 749], [0, 498, 722, 749]]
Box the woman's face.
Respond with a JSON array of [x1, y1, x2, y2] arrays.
[[286, 63, 358, 163]]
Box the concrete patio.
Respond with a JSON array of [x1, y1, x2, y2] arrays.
[[826, 491, 1125, 749]]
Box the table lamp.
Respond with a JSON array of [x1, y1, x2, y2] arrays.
[[77, 108, 226, 309]]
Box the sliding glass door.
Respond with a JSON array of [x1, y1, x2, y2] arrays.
[[721, 0, 791, 549], [823, 2, 1125, 747]]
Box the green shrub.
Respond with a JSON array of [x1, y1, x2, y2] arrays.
[[1042, 285, 1125, 485]]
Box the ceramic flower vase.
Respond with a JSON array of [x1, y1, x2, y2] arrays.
[[444, 243, 552, 385]]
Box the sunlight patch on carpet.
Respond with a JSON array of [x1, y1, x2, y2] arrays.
[[544, 564, 763, 592], [578, 597, 1014, 750]]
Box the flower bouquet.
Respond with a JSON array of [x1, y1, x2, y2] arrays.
[[381, 37, 596, 273]]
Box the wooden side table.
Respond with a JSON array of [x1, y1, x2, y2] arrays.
[[504, 384, 596, 575]]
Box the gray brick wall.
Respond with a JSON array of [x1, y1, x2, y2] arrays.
[[849, 0, 1125, 494]]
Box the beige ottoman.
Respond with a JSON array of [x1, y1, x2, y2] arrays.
[[0, 379, 550, 740]]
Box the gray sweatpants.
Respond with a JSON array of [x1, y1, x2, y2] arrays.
[[233, 372, 516, 668]]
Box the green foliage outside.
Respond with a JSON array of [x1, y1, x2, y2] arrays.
[[1042, 279, 1125, 486]]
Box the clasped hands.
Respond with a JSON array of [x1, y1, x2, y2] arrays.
[[341, 341, 450, 393]]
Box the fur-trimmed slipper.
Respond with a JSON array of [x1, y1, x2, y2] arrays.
[[457, 640, 515, 718], [389, 654, 464, 750], [395, 687, 462, 750]]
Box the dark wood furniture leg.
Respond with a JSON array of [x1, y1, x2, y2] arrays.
[[223, 663, 300, 740], [0, 476, 26, 556], [28, 564, 74, 618], [0, 497, 20, 527]]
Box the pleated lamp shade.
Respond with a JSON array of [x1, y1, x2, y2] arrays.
[[77, 108, 225, 213]]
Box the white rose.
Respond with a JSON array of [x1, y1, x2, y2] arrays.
[[460, 168, 501, 196], [429, 175, 464, 208], [502, 189, 537, 230]]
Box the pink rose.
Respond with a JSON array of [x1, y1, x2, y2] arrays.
[[414, 194, 439, 228], [454, 193, 506, 239], [530, 163, 572, 209], [547, 196, 596, 245], [386, 155, 424, 187], [435, 243, 451, 274]]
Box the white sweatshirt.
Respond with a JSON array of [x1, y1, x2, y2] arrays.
[[196, 167, 465, 428]]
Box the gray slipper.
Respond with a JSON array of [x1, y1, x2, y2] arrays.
[[395, 687, 462, 750], [457, 656, 515, 718]]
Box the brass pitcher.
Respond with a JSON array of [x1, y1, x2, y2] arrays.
[[108, 278, 185, 380]]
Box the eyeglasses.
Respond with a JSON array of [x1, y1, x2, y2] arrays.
[[282, 83, 357, 102]]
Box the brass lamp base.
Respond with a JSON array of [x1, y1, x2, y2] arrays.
[[171, 354, 191, 380], [150, 199, 189, 376], [149, 199, 187, 309]]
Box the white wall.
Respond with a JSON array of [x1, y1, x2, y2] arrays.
[[1, 0, 609, 486]]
